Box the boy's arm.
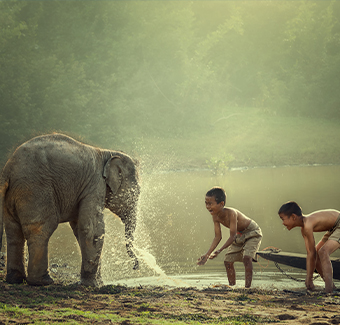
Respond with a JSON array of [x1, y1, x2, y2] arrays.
[[197, 221, 222, 265], [210, 211, 237, 259], [302, 227, 316, 290]]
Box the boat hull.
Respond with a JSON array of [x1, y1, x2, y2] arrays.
[[256, 250, 340, 280]]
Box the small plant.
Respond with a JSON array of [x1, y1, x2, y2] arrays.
[[235, 293, 258, 303], [98, 284, 126, 294], [206, 153, 235, 175]]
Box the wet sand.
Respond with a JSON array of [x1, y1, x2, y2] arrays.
[[1, 261, 340, 325], [1, 280, 340, 324]]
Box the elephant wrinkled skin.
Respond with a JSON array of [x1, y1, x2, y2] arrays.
[[0, 133, 140, 286]]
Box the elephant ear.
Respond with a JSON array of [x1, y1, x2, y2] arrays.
[[103, 156, 123, 195]]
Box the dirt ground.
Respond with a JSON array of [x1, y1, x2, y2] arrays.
[[0, 256, 339, 325]]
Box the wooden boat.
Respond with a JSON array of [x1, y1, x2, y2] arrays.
[[256, 250, 340, 280]]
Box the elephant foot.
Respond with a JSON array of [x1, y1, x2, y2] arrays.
[[80, 277, 103, 287], [80, 272, 103, 287], [26, 273, 54, 286], [6, 269, 26, 284]]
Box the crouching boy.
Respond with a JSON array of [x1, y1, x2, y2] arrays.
[[278, 201, 340, 293], [197, 187, 262, 288]]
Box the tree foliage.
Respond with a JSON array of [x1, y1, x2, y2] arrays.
[[0, 1, 339, 159]]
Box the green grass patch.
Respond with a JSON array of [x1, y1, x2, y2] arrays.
[[139, 311, 279, 324], [218, 313, 279, 324]]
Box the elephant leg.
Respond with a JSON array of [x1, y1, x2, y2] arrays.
[[24, 222, 57, 286], [70, 220, 79, 242], [4, 215, 26, 284], [70, 220, 103, 286], [76, 204, 105, 287]]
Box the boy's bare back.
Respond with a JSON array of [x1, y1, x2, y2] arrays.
[[216, 207, 251, 232], [303, 209, 340, 233]]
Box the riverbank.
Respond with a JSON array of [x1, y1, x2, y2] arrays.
[[1, 264, 340, 325], [1, 110, 340, 174], [130, 111, 340, 173]]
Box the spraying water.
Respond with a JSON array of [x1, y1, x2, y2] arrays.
[[130, 246, 190, 286], [101, 159, 193, 287], [133, 247, 166, 276]]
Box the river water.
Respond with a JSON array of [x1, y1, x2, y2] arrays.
[[49, 165, 340, 289]]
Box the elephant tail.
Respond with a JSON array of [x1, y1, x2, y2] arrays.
[[0, 178, 8, 251]]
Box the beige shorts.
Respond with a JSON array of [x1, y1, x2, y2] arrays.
[[322, 214, 340, 243], [224, 220, 262, 263]]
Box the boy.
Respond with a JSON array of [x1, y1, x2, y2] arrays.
[[197, 187, 262, 288], [278, 201, 340, 293]]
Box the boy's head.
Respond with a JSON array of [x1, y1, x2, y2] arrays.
[[278, 201, 302, 230], [206, 187, 226, 205], [278, 201, 302, 217]]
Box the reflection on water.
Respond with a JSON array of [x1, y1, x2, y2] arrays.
[[49, 165, 340, 288]]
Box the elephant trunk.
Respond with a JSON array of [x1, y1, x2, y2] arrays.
[[124, 210, 139, 270], [122, 184, 140, 269], [106, 183, 140, 269], [102, 151, 140, 269]]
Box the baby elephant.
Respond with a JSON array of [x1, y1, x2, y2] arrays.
[[0, 133, 140, 286]]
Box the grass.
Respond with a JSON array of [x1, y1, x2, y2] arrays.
[[0, 277, 339, 325], [0, 274, 284, 325], [0, 279, 227, 324], [0, 303, 274, 325]]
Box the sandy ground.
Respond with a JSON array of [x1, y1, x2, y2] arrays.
[[0, 262, 340, 325]]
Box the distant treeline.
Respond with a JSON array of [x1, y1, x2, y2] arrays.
[[1, 1, 339, 159]]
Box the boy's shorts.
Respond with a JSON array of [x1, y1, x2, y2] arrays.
[[224, 220, 262, 263], [321, 214, 340, 244]]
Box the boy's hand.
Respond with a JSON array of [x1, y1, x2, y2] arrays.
[[197, 255, 209, 266], [209, 250, 221, 259]]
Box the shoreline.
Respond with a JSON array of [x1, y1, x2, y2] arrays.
[[1, 274, 340, 324], [1, 261, 340, 324], [140, 162, 340, 175]]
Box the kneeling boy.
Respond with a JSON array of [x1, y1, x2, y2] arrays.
[[197, 187, 262, 288], [278, 201, 340, 293]]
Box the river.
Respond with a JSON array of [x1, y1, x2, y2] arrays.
[[49, 165, 340, 289]]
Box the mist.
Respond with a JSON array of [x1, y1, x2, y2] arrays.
[[2, 1, 340, 291], [1, 1, 340, 171]]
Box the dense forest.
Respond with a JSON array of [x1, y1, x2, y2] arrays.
[[1, 1, 340, 168]]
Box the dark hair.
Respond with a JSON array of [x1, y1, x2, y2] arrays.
[[278, 201, 302, 217], [206, 187, 226, 204]]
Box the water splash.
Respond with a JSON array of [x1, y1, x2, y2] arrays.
[[122, 246, 190, 287], [101, 168, 180, 284], [134, 247, 166, 276], [101, 157, 195, 286]]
